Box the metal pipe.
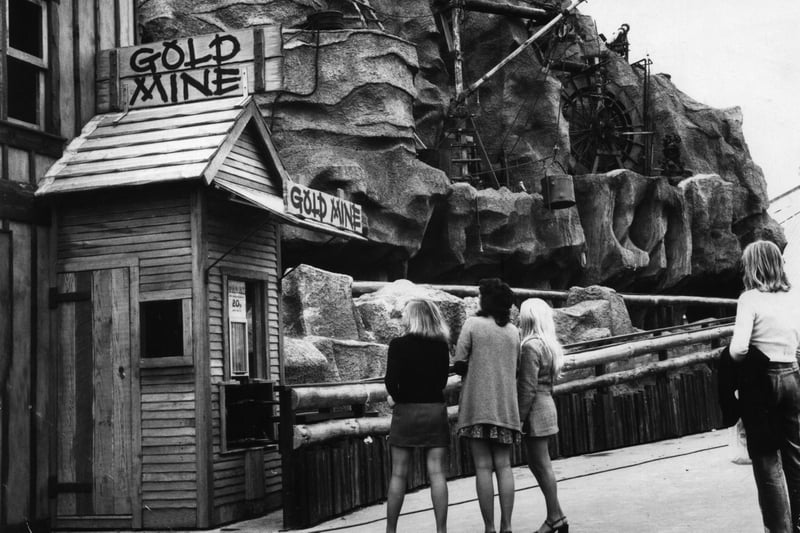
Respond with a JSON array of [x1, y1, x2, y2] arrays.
[[563, 325, 733, 371], [458, 0, 586, 102], [350, 281, 737, 307]]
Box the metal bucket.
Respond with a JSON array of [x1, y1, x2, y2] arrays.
[[540, 174, 576, 209]]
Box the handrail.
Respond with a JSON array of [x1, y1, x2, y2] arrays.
[[563, 325, 733, 371], [351, 281, 738, 307]]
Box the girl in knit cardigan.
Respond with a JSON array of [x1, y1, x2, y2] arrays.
[[454, 278, 521, 533], [517, 298, 568, 533]]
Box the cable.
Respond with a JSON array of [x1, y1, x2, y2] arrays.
[[298, 442, 728, 532]]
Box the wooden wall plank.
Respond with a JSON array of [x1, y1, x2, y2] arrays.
[[92, 269, 115, 513], [7, 147, 31, 184], [76, 0, 97, 128], [55, 272, 76, 516], [0, 232, 9, 528], [73, 271, 93, 515], [58, 0, 77, 139], [111, 268, 133, 514], [6, 224, 32, 524]]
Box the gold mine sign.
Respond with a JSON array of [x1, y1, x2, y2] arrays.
[[285, 183, 364, 235], [115, 28, 280, 109]]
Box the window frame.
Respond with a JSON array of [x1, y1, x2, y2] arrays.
[[4, 0, 48, 129], [221, 268, 270, 383], [138, 290, 193, 368], [220, 268, 276, 453]]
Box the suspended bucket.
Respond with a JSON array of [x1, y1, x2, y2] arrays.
[[540, 174, 576, 210], [306, 10, 345, 30]]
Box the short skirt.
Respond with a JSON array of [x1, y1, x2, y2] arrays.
[[389, 402, 450, 448], [524, 392, 558, 437], [457, 424, 522, 445]]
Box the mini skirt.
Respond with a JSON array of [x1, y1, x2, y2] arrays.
[[457, 424, 522, 445], [525, 392, 559, 437], [389, 402, 450, 448]]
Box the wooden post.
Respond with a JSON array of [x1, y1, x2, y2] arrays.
[[279, 388, 300, 529]]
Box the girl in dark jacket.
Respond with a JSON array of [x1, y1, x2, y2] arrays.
[[385, 299, 451, 533]]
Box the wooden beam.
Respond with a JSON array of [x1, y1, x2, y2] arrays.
[[0, 122, 65, 158]]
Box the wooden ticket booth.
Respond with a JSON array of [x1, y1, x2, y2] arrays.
[[36, 29, 367, 530]]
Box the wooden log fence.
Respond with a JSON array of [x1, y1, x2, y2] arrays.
[[279, 323, 734, 529]]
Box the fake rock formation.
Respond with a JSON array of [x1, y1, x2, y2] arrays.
[[138, 0, 783, 296]]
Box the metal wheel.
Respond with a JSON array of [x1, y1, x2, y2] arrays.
[[561, 73, 645, 174]]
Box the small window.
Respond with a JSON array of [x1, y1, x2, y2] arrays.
[[6, 0, 47, 128], [221, 381, 277, 451], [141, 299, 184, 358], [9, 0, 43, 57]]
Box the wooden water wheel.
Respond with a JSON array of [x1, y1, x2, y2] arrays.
[[560, 69, 645, 174]]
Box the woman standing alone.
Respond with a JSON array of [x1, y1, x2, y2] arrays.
[[453, 278, 521, 533], [517, 298, 568, 533], [730, 240, 800, 532], [384, 299, 451, 533]]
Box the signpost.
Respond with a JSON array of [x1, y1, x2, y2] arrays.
[[285, 182, 365, 235]]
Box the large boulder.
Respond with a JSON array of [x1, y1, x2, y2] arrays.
[[565, 286, 634, 336], [281, 264, 363, 340], [354, 279, 466, 345], [306, 336, 387, 382], [553, 300, 613, 345], [284, 336, 339, 384]]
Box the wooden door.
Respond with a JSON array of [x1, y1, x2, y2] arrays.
[[54, 268, 136, 526]]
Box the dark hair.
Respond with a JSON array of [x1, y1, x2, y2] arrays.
[[476, 278, 514, 326]]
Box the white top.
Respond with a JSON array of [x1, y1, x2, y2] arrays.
[[729, 289, 800, 362]]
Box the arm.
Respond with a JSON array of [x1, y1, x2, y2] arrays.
[[452, 319, 473, 376], [384, 340, 401, 400], [517, 340, 541, 423], [729, 293, 755, 361]]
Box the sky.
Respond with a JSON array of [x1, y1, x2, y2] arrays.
[[579, 0, 800, 200]]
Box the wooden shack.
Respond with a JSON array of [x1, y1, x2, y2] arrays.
[[35, 91, 366, 529]]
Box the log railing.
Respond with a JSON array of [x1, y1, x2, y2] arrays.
[[279, 321, 733, 528]]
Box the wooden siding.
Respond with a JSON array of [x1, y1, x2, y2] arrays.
[[216, 125, 282, 197], [0, 221, 51, 532], [56, 189, 192, 294], [58, 0, 137, 138], [140, 368, 198, 528], [205, 192, 283, 517]]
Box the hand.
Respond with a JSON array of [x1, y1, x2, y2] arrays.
[[387, 395, 395, 407]]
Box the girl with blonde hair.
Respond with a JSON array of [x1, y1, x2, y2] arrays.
[[517, 298, 568, 533], [384, 298, 451, 533], [730, 240, 800, 532]]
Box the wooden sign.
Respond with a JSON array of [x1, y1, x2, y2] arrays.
[[285, 183, 365, 235], [106, 27, 283, 110]]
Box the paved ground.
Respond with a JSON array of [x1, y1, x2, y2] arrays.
[[225, 429, 763, 532]]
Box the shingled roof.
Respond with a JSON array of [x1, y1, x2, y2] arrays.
[[36, 96, 366, 240]]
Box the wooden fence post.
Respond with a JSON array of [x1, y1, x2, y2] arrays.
[[279, 387, 300, 529]]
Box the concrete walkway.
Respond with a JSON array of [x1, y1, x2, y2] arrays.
[[228, 429, 763, 532]]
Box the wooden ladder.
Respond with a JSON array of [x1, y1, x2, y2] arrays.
[[350, 0, 385, 30]]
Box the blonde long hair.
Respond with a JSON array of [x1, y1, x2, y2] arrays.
[[741, 240, 791, 293], [518, 298, 563, 381], [402, 299, 450, 342]]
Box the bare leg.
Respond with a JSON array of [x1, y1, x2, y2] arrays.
[[426, 446, 449, 533], [491, 443, 515, 532], [469, 439, 497, 532], [387, 446, 412, 533], [525, 437, 564, 525]]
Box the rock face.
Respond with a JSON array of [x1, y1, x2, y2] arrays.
[[281, 264, 364, 340], [137, 0, 783, 296]]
